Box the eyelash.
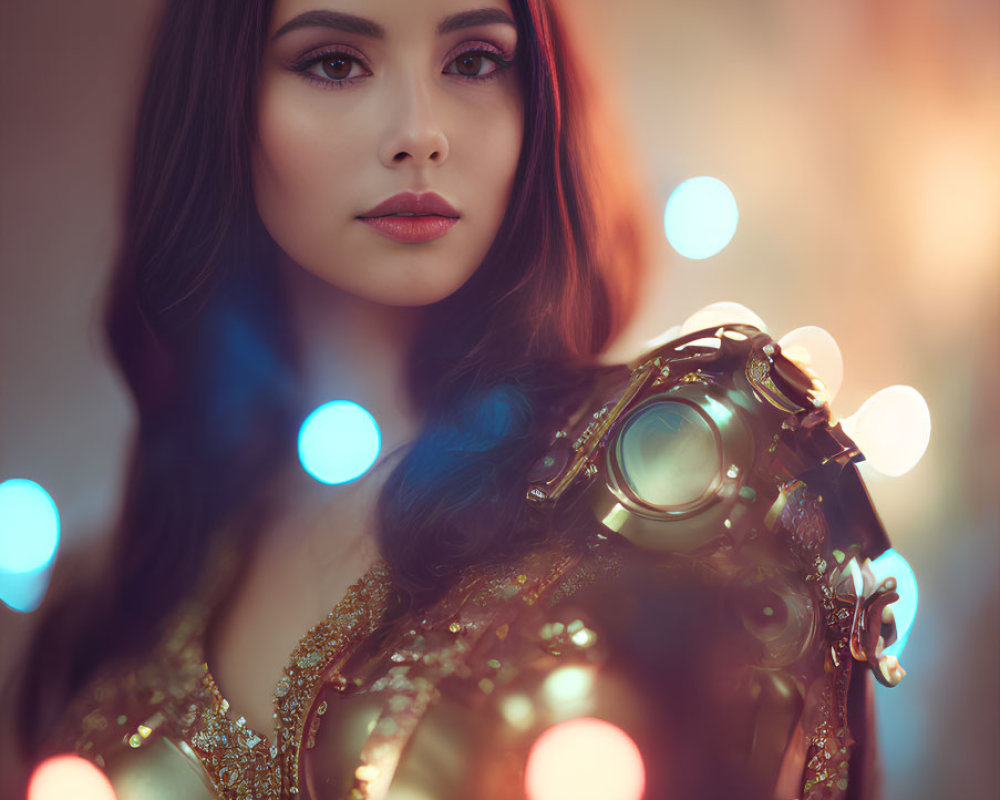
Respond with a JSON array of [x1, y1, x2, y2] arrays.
[[291, 44, 514, 90]]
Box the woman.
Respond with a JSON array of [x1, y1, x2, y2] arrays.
[[16, 1, 905, 798]]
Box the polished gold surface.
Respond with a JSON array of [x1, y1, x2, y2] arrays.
[[60, 330, 902, 800]]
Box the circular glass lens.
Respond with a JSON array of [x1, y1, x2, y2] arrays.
[[618, 401, 720, 507]]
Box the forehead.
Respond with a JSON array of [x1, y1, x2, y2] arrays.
[[268, 0, 517, 38]]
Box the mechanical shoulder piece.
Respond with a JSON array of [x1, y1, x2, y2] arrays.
[[527, 323, 906, 686], [522, 324, 909, 798]]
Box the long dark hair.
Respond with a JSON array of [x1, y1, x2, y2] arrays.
[[17, 0, 652, 760]]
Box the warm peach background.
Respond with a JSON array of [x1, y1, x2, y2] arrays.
[[1, 1, 997, 798]]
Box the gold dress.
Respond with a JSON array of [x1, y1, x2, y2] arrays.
[[62, 327, 908, 800]]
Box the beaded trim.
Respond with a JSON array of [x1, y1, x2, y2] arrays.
[[187, 561, 393, 798]]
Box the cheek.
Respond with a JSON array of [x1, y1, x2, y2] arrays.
[[447, 91, 523, 263], [474, 93, 523, 214], [251, 88, 364, 253]]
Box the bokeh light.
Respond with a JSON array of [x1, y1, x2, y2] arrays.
[[778, 326, 844, 402], [0, 568, 52, 613], [0, 479, 60, 573], [297, 401, 381, 485], [664, 176, 739, 260], [870, 548, 919, 659], [524, 717, 645, 800], [542, 666, 595, 708], [28, 754, 117, 800], [841, 386, 931, 477], [680, 301, 767, 335], [500, 693, 537, 732]]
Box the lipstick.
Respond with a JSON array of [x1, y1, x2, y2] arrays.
[[357, 192, 459, 244]]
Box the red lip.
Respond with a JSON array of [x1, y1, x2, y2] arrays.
[[358, 192, 459, 219], [359, 215, 458, 243]]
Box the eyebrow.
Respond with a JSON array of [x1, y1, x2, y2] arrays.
[[437, 8, 516, 34], [271, 8, 516, 42]]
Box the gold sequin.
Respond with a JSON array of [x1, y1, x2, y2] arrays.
[[99, 561, 395, 800]]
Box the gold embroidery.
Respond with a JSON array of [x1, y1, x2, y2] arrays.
[[178, 562, 392, 799]]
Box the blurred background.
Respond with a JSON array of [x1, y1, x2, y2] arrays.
[[1, 0, 997, 798]]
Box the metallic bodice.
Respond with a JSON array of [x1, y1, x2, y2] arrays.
[[62, 327, 906, 800]]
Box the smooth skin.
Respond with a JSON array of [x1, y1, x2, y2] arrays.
[[206, 0, 524, 739], [253, 0, 523, 306]]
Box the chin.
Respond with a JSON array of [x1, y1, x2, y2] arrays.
[[361, 279, 471, 308], [340, 258, 481, 308]]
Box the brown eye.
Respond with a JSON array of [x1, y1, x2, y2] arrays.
[[455, 53, 484, 77], [446, 50, 510, 79], [320, 55, 355, 80]]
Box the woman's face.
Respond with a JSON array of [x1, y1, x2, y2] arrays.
[[254, 0, 524, 306]]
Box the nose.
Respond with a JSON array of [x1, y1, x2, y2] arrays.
[[378, 74, 450, 168]]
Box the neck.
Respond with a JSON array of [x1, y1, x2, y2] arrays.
[[282, 256, 425, 456], [265, 256, 425, 540]]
